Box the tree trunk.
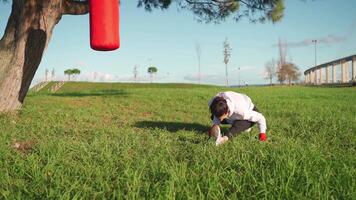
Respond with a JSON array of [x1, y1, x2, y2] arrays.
[[0, 0, 89, 112], [198, 60, 201, 85], [225, 63, 229, 87]]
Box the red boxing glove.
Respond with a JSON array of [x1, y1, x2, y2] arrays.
[[259, 133, 267, 141]]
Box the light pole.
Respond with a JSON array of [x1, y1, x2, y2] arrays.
[[238, 67, 241, 87], [312, 39, 317, 67], [133, 64, 139, 83], [196, 43, 201, 85], [312, 39, 317, 84]]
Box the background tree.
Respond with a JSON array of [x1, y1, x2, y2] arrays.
[[195, 42, 202, 84], [276, 65, 286, 84], [277, 62, 300, 85], [147, 66, 158, 83], [64, 68, 80, 81], [274, 38, 300, 85], [276, 38, 287, 84], [0, 0, 285, 112], [264, 59, 276, 85], [71, 68, 81, 80], [284, 63, 300, 85], [223, 38, 232, 87], [64, 69, 73, 81], [138, 0, 285, 23]]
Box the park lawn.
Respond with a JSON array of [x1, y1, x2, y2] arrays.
[[0, 82, 355, 199]]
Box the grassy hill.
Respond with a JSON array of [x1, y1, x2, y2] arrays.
[[0, 82, 355, 199]]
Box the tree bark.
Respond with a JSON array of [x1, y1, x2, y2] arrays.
[[0, 0, 88, 112]]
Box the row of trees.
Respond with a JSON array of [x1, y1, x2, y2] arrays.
[[264, 60, 301, 85], [196, 37, 300, 87], [44, 40, 295, 89], [63, 67, 158, 82]]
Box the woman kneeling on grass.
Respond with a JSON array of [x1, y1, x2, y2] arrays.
[[208, 91, 267, 145]]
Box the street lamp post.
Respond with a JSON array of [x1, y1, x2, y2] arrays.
[[133, 64, 139, 83], [238, 67, 241, 87], [312, 39, 317, 83], [312, 40, 317, 66]]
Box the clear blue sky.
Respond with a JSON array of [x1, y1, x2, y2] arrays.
[[1, 0, 356, 85]]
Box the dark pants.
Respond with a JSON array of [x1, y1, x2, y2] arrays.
[[211, 107, 259, 139]]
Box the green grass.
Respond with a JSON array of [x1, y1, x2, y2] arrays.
[[0, 82, 355, 199]]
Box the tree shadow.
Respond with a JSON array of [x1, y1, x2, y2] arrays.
[[51, 89, 129, 97], [134, 121, 210, 134]]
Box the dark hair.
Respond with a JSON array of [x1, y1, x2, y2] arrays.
[[209, 96, 228, 118]]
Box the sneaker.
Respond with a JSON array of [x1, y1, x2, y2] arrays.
[[215, 136, 229, 146]]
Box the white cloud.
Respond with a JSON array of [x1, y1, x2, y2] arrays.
[[78, 72, 117, 82], [272, 34, 347, 48], [184, 65, 263, 85]]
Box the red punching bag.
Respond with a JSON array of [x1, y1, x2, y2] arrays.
[[89, 0, 120, 51]]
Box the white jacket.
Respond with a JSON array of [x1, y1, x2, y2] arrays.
[[208, 91, 267, 133]]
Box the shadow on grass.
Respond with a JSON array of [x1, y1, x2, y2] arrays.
[[50, 89, 129, 97], [135, 121, 210, 134]]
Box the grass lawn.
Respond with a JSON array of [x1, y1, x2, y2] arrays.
[[0, 82, 355, 199]]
